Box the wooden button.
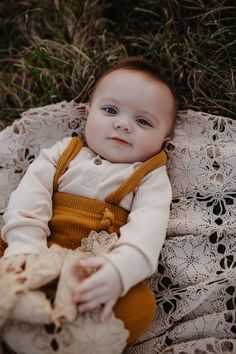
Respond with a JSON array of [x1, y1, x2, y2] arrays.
[[94, 157, 102, 165]]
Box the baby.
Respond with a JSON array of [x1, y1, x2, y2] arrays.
[[0, 57, 177, 344]]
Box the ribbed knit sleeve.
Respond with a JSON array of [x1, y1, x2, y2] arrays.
[[1, 137, 72, 257], [102, 166, 172, 296]]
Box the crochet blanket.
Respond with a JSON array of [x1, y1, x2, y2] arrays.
[[0, 101, 235, 354]]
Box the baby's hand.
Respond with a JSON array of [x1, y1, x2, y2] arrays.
[[0, 254, 37, 273], [73, 256, 122, 322]]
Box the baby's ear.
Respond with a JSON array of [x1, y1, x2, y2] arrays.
[[85, 103, 90, 118], [163, 136, 171, 143], [162, 136, 171, 149]]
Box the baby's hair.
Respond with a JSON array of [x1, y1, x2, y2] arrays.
[[90, 56, 178, 137]]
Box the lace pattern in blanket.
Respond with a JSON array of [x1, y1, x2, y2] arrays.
[[126, 111, 236, 353], [0, 102, 235, 353]]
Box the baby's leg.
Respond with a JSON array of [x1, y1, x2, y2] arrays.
[[113, 281, 156, 345]]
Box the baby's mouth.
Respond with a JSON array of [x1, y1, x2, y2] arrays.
[[110, 137, 130, 145]]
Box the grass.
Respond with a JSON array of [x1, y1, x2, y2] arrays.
[[0, 0, 235, 126]]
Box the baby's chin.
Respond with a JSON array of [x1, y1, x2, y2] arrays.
[[96, 152, 151, 164], [90, 148, 155, 163], [86, 140, 158, 163]]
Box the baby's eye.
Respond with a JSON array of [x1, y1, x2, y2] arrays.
[[103, 106, 117, 115], [136, 117, 152, 127]]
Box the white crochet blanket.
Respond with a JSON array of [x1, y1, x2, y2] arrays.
[[0, 101, 235, 354]]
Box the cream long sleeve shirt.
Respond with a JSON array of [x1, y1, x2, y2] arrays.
[[2, 137, 172, 295]]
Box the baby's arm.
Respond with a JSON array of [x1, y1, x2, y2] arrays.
[[73, 166, 172, 319], [102, 166, 172, 296], [1, 137, 72, 258], [103, 166, 172, 295]]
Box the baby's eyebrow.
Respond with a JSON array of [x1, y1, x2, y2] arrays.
[[99, 98, 120, 104], [139, 110, 160, 123]]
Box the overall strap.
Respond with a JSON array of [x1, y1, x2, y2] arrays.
[[105, 150, 167, 205], [53, 137, 84, 192]]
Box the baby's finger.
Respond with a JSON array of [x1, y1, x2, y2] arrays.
[[74, 287, 106, 303], [100, 299, 116, 322], [0, 255, 25, 272], [78, 298, 103, 313], [75, 271, 105, 295], [9, 255, 26, 272], [0, 259, 10, 272]]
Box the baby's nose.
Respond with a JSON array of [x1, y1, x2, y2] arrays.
[[113, 119, 132, 132]]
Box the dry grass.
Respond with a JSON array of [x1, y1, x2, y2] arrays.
[[0, 0, 235, 126]]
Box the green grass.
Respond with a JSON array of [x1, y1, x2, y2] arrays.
[[0, 0, 235, 126]]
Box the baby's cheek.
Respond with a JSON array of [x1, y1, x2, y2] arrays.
[[86, 121, 101, 137], [144, 139, 163, 156]]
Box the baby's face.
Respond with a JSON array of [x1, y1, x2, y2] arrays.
[[85, 69, 175, 163]]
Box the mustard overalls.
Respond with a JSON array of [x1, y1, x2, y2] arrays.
[[1, 137, 167, 344]]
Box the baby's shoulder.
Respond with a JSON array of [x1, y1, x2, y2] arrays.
[[38, 136, 73, 163], [139, 164, 171, 187], [51, 136, 73, 154]]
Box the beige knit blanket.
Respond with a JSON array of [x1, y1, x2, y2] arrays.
[[0, 102, 235, 354]]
